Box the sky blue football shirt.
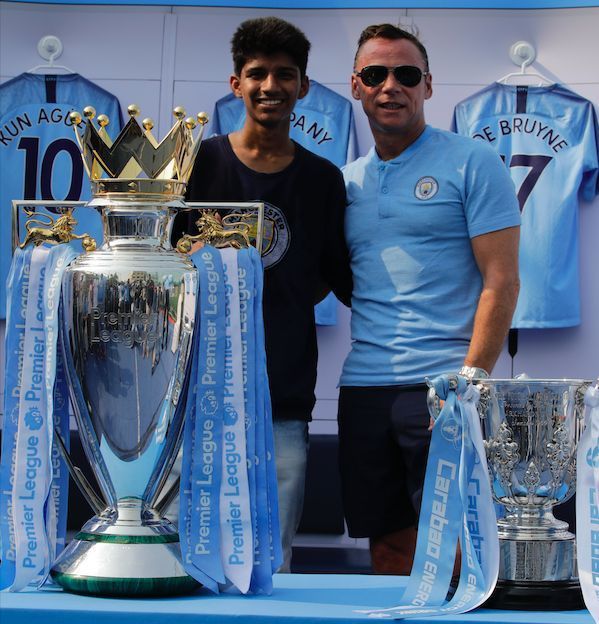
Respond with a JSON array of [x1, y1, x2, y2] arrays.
[[0, 73, 122, 318], [453, 83, 599, 328]]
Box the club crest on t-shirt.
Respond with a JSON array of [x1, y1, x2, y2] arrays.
[[414, 176, 439, 200], [228, 203, 289, 269]]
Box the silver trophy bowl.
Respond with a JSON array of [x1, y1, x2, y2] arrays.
[[50, 193, 199, 596], [475, 377, 591, 609]]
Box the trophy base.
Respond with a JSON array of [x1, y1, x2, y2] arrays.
[[50, 530, 200, 597], [51, 570, 199, 597], [484, 579, 585, 611]]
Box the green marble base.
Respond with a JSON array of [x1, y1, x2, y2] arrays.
[[51, 526, 200, 598], [51, 570, 200, 597], [76, 531, 180, 544]]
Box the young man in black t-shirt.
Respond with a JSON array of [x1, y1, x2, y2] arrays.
[[173, 17, 351, 572]]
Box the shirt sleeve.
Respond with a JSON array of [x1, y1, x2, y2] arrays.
[[464, 141, 521, 239], [581, 103, 599, 202]]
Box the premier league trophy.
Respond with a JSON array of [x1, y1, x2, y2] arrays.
[[48, 105, 208, 596], [474, 377, 591, 609]]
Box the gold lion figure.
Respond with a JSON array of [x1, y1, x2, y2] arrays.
[[176, 210, 251, 253], [19, 212, 96, 250]]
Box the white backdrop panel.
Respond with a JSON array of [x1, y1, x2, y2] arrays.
[[0, 3, 598, 426]]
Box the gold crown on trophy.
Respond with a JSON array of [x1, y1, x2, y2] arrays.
[[69, 104, 208, 196]]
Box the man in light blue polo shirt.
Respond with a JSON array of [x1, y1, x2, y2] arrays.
[[338, 24, 521, 575]]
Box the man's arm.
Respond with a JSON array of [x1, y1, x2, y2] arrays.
[[464, 225, 520, 374], [321, 168, 353, 307]]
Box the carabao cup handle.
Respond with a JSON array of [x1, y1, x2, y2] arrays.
[[425, 374, 459, 422]]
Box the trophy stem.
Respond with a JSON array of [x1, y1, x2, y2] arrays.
[[499, 507, 572, 539], [51, 501, 200, 597]]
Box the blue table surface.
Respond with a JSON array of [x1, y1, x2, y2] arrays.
[[0, 574, 594, 624]]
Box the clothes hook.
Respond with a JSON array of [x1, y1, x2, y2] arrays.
[[509, 41, 536, 71], [37, 35, 63, 66]]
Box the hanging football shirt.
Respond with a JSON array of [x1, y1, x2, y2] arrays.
[[211, 80, 358, 326], [212, 80, 358, 168], [0, 72, 123, 318], [452, 83, 599, 328]]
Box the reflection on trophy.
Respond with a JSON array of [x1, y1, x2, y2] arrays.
[[476, 378, 590, 609], [48, 105, 209, 596]]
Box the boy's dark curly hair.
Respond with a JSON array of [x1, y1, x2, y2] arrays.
[[231, 17, 311, 77]]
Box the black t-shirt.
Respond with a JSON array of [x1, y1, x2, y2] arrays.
[[173, 135, 352, 421]]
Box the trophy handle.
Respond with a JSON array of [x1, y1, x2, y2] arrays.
[[176, 209, 251, 253], [11, 200, 94, 251], [53, 426, 106, 515], [154, 475, 180, 516], [180, 201, 265, 256], [425, 374, 459, 421]]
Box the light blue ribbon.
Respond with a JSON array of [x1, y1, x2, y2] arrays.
[[182, 245, 280, 593], [180, 246, 226, 591], [219, 248, 253, 593], [399, 376, 467, 608], [237, 250, 260, 591], [242, 247, 272, 593], [49, 349, 70, 559], [576, 384, 599, 622], [1, 247, 32, 589], [250, 248, 282, 574], [358, 375, 498, 619], [0, 244, 76, 591], [41, 245, 78, 570]]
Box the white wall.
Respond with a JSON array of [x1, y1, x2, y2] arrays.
[[1, 3, 598, 438]]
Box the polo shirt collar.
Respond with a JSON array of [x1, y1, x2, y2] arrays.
[[369, 125, 432, 166]]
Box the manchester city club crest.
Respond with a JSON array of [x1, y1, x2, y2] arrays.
[[226, 202, 289, 268], [414, 176, 439, 200]]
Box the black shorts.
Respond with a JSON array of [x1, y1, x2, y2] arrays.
[[337, 384, 431, 539]]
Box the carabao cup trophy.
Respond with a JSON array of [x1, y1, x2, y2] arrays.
[[475, 377, 590, 609], [49, 105, 209, 596]]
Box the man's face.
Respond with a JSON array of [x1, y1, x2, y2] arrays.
[[230, 52, 309, 129], [351, 37, 432, 141]]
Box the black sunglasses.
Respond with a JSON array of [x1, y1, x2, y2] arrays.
[[355, 65, 429, 88]]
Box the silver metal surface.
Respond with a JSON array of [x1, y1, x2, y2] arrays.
[[476, 378, 590, 584], [51, 195, 198, 591], [52, 537, 189, 580], [498, 537, 576, 582], [61, 197, 196, 513]]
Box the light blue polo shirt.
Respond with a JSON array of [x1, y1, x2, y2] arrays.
[[341, 125, 520, 387]]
